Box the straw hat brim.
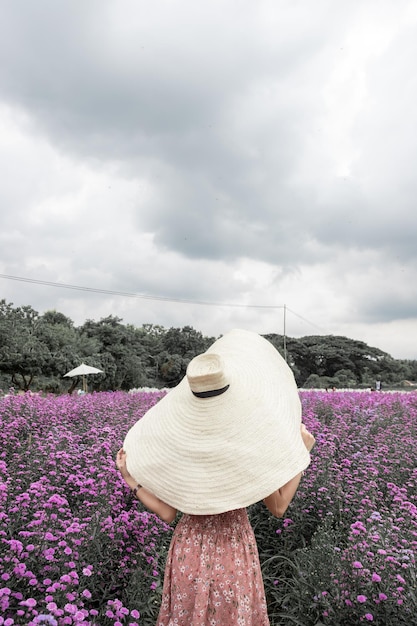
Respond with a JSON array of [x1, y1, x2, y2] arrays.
[[124, 329, 310, 514]]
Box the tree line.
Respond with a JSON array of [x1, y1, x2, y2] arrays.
[[0, 299, 416, 393]]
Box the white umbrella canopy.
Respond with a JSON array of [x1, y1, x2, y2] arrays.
[[64, 363, 104, 392]]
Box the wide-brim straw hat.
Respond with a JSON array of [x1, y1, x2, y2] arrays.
[[124, 329, 310, 514]]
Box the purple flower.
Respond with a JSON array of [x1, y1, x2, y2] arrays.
[[60, 575, 71, 584], [74, 611, 85, 621], [357, 595, 367, 603], [34, 616, 58, 626], [44, 532, 56, 541], [64, 603, 77, 614], [0, 588, 11, 597]]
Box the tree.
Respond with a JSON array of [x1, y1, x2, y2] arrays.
[[79, 316, 148, 390], [0, 302, 102, 392], [0, 301, 49, 390], [161, 326, 214, 359], [1, 298, 416, 392], [156, 326, 216, 387], [291, 335, 390, 385], [37, 310, 101, 392], [333, 369, 357, 388]]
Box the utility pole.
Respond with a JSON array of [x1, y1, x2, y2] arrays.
[[283, 304, 287, 362]]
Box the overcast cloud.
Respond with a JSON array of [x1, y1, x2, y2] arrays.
[[1, 0, 417, 359]]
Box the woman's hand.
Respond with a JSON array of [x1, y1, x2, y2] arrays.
[[115, 447, 177, 524], [301, 424, 315, 452], [116, 448, 132, 481], [264, 423, 315, 518]]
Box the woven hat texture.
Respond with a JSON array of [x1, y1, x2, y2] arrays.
[[123, 329, 310, 514]]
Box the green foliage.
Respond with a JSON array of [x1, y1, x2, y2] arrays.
[[1, 299, 417, 393]]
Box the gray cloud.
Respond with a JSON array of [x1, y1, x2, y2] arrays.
[[1, 0, 417, 358]]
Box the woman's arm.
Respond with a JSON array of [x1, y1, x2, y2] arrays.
[[263, 424, 315, 518], [263, 472, 303, 517], [116, 448, 177, 524]]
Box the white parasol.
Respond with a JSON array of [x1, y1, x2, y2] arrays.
[[64, 363, 104, 392]]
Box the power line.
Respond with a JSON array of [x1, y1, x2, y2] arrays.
[[0, 272, 284, 309], [286, 306, 324, 332], [0, 272, 323, 331]]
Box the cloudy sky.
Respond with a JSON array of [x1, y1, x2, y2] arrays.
[[1, 0, 417, 359]]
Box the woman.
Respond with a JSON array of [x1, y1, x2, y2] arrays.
[[116, 329, 315, 625]]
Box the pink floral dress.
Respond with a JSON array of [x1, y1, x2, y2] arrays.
[[156, 508, 270, 625]]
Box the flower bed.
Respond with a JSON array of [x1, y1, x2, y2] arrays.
[[256, 390, 417, 625], [1, 390, 416, 625], [0, 392, 170, 626]]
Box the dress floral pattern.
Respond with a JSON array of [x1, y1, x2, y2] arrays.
[[156, 508, 270, 625]]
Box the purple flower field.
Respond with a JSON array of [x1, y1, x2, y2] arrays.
[[262, 390, 417, 625], [1, 390, 416, 625], [0, 391, 170, 626]]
